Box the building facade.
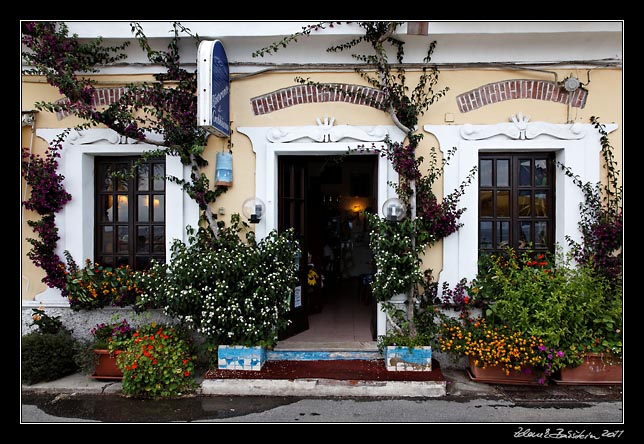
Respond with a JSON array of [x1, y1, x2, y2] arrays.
[[21, 21, 623, 342]]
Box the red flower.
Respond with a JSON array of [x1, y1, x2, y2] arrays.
[[184, 370, 190, 377]]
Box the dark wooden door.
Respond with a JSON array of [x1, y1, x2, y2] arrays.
[[277, 156, 309, 339]]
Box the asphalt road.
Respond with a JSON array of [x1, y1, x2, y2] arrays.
[[19, 367, 625, 430], [21, 392, 624, 427]]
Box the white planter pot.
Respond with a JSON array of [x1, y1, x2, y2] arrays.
[[385, 346, 432, 371], [217, 345, 266, 371]]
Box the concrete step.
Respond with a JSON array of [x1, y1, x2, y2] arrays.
[[200, 377, 447, 397], [202, 359, 447, 397], [269, 341, 381, 361]]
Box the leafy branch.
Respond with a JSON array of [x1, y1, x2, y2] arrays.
[[557, 116, 622, 288], [22, 21, 228, 235]]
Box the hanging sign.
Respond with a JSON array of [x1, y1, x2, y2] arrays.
[[197, 40, 230, 138]]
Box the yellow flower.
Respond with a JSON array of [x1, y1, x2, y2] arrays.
[[307, 269, 319, 286]]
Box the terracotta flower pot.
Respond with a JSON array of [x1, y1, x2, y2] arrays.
[[91, 349, 123, 380], [467, 357, 545, 385], [555, 353, 622, 385]]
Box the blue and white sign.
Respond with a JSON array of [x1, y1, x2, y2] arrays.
[[197, 40, 230, 138]]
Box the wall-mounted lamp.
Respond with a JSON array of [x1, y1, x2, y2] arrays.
[[242, 197, 265, 224], [382, 197, 406, 223], [559, 75, 583, 93]]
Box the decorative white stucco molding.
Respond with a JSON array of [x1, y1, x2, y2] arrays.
[[67, 128, 140, 145], [28, 128, 196, 306], [461, 112, 587, 141], [266, 116, 390, 143], [424, 113, 617, 288]]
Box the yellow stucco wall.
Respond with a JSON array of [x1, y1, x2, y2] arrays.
[[21, 68, 622, 300]]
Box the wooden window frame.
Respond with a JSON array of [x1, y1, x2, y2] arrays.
[[478, 152, 555, 255], [94, 156, 166, 270]]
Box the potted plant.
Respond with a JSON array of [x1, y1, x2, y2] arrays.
[[369, 216, 436, 371], [88, 318, 132, 379], [437, 313, 563, 385], [63, 252, 144, 311], [114, 322, 197, 399], [469, 247, 621, 384], [552, 117, 623, 384], [554, 264, 622, 384]]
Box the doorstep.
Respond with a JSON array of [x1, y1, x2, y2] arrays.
[[200, 378, 447, 397], [269, 341, 380, 361], [201, 359, 447, 398]]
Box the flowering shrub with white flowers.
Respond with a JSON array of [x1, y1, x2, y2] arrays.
[[367, 216, 425, 303], [137, 215, 300, 347]]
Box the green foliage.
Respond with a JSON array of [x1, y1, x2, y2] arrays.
[[63, 252, 145, 310], [437, 315, 562, 382], [114, 323, 197, 399], [557, 116, 623, 289], [21, 21, 129, 105], [138, 215, 300, 346], [377, 331, 435, 353], [476, 248, 622, 367], [90, 319, 133, 349], [367, 215, 424, 303], [22, 21, 227, 241], [29, 306, 66, 335], [22, 331, 79, 385]]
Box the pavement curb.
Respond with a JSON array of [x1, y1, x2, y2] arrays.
[[201, 378, 447, 398]]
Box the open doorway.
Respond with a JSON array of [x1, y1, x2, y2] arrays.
[[278, 154, 378, 346]]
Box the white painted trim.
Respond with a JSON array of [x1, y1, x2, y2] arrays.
[[423, 116, 617, 287], [31, 129, 197, 305], [238, 121, 406, 338]]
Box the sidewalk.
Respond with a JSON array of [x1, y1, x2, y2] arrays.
[[21, 366, 622, 402]]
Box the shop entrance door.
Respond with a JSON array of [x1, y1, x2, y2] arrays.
[[277, 157, 309, 339]]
